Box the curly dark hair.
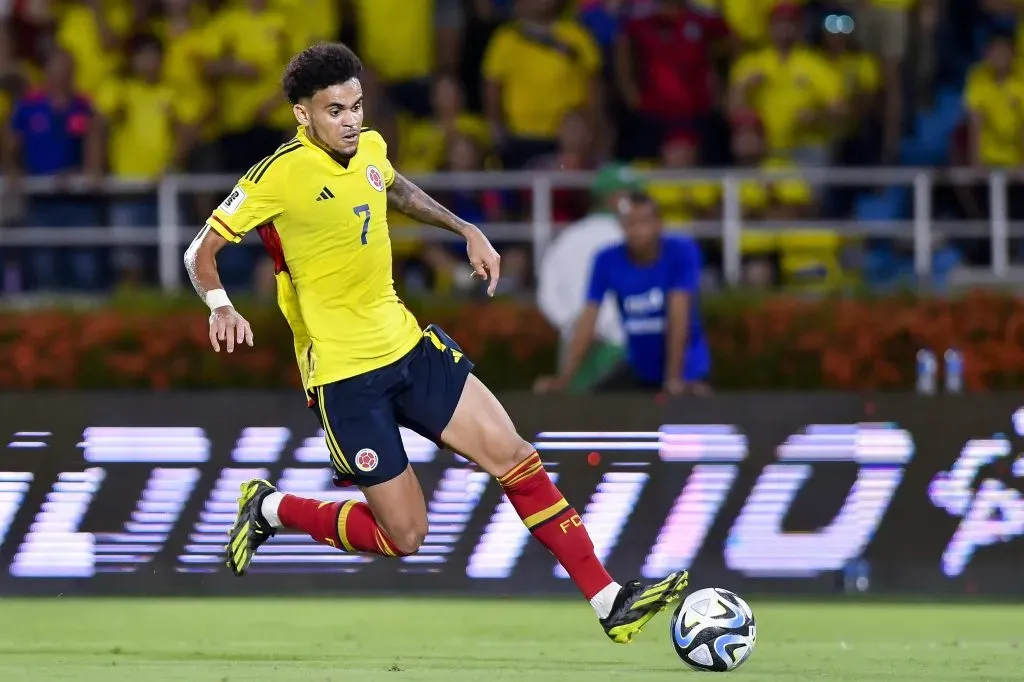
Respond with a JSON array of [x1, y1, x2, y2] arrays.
[[282, 42, 362, 105]]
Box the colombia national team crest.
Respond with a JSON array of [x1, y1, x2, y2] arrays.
[[366, 165, 385, 192], [354, 448, 379, 472]]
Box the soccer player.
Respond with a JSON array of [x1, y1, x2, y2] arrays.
[[183, 43, 688, 643]]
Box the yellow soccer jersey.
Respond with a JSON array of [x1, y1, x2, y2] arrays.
[[207, 126, 422, 388]]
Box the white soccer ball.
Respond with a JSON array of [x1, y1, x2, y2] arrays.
[[670, 587, 756, 672]]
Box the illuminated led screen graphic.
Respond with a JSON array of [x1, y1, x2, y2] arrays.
[[1, 393, 1022, 596]]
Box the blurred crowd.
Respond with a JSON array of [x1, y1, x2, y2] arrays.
[[0, 0, 1022, 295]]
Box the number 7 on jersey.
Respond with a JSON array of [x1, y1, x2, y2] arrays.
[[353, 204, 371, 245]]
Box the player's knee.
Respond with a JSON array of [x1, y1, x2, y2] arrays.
[[390, 525, 426, 556], [498, 437, 538, 474], [386, 514, 427, 556]]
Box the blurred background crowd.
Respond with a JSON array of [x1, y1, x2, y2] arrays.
[[2, 0, 1024, 299]]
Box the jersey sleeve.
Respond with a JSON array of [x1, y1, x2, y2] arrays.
[[586, 250, 612, 304], [93, 81, 122, 118], [363, 129, 396, 187], [482, 27, 513, 82], [811, 56, 844, 106], [729, 51, 759, 88], [963, 69, 984, 112], [858, 55, 881, 94], [379, 137, 396, 188], [571, 23, 602, 75], [667, 238, 701, 293], [207, 175, 283, 244]]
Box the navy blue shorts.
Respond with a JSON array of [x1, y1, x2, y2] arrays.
[[309, 324, 474, 487]]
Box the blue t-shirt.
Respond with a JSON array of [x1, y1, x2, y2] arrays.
[[10, 91, 93, 175], [587, 236, 710, 384]]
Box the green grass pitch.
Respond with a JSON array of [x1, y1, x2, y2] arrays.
[[0, 598, 1018, 681]]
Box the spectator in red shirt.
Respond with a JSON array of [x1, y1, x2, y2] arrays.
[[614, 0, 729, 161]]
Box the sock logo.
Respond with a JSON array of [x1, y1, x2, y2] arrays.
[[354, 448, 378, 472], [559, 513, 583, 534]]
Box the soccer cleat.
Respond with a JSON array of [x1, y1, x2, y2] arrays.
[[600, 571, 689, 644], [225, 478, 277, 577]]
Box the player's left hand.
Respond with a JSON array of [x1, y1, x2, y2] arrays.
[[466, 228, 501, 297]]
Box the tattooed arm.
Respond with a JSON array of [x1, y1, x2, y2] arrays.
[[387, 171, 503, 295], [387, 171, 475, 236]]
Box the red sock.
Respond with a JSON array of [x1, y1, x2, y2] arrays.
[[278, 495, 405, 557], [499, 452, 614, 600]]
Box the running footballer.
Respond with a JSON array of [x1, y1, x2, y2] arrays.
[[184, 43, 688, 643]]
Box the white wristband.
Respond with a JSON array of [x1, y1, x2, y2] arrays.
[[205, 288, 233, 311]]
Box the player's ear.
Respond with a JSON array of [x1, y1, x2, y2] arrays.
[[293, 103, 310, 127]]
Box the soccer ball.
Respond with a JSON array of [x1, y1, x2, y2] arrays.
[[670, 587, 756, 672]]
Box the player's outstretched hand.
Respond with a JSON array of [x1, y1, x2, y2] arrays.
[[466, 228, 501, 297], [209, 306, 254, 353]]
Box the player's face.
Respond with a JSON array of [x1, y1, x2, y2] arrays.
[[622, 201, 662, 254], [294, 78, 365, 160]]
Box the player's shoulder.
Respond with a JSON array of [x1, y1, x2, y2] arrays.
[[359, 127, 390, 154], [732, 47, 768, 71], [238, 137, 305, 188], [488, 21, 523, 46], [964, 64, 991, 93], [553, 18, 592, 41], [794, 45, 834, 70], [594, 241, 628, 266], [663, 234, 700, 260]]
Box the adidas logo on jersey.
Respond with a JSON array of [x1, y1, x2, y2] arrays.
[[316, 186, 335, 201]]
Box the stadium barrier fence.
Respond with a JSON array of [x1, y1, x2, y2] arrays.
[[0, 392, 1021, 597], [1, 167, 1021, 290]]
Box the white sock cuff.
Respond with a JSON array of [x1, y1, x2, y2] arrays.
[[261, 491, 284, 528], [590, 581, 622, 620]]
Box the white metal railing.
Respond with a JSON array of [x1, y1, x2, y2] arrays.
[[0, 167, 1020, 291]]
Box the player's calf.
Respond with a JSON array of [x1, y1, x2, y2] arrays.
[[440, 375, 622, 618], [260, 488, 417, 557]]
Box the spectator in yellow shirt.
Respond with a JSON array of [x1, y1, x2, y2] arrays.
[[161, 0, 220, 160], [730, 111, 844, 292], [96, 35, 197, 230], [274, 0, 343, 54], [722, 0, 807, 47], [55, 0, 130, 95], [56, 0, 164, 95], [728, 109, 815, 288], [959, 32, 1024, 265], [642, 133, 721, 228], [964, 32, 1024, 170], [819, 10, 881, 136], [483, 0, 602, 169], [203, 0, 290, 172], [348, 0, 464, 114], [390, 75, 493, 269], [397, 74, 491, 174], [728, 3, 845, 167]]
